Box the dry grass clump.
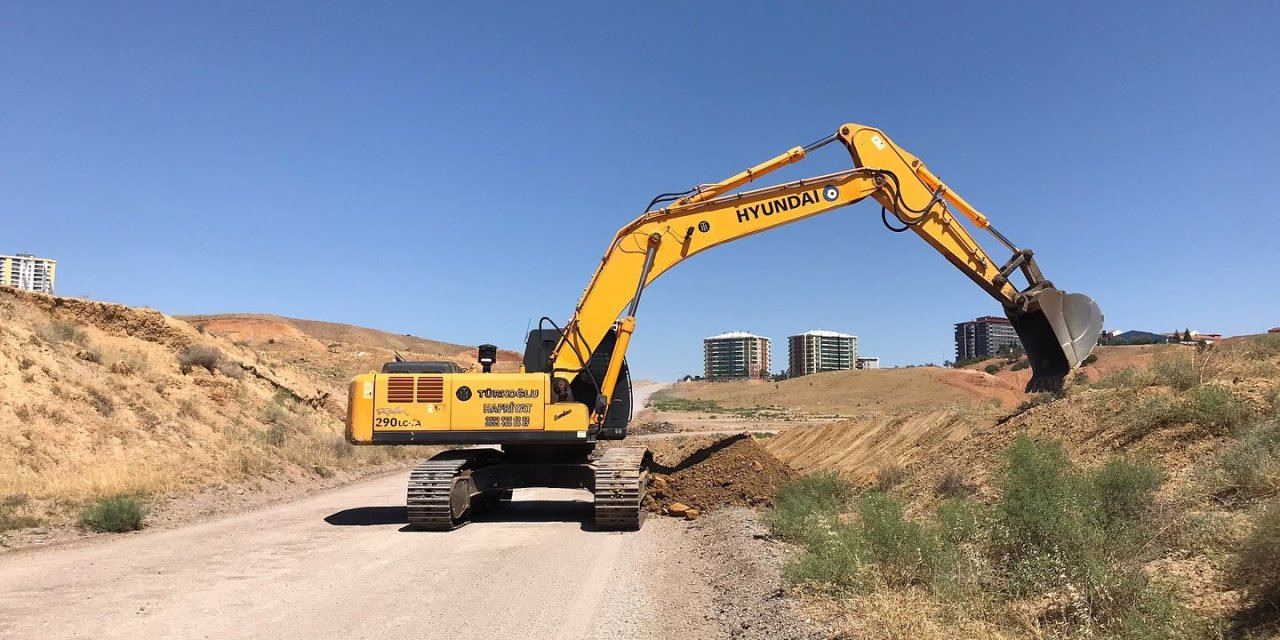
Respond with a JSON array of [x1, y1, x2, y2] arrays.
[[178, 344, 223, 374]]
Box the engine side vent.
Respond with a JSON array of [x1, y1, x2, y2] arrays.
[[386, 376, 415, 403], [416, 377, 444, 403]]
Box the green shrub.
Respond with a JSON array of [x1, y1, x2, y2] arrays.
[[78, 495, 148, 533], [1010, 359, 1030, 371], [1082, 353, 1099, 366], [856, 491, 947, 588], [768, 471, 856, 544], [178, 345, 222, 374], [1093, 366, 1151, 390], [1150, 352, 1200, 391], [648, 397, 727, 413], [783, 492, 955, 593], [984, 363, 1002, 374], [1188, 384, 1250, 434], [1114, 393, 1192, 439], [1231, 504, 1280, 612], [1089, 457, 1163, 538], [936, 498, 983, 545], [1211, 421, 1280, 503], [992, 436, 1094, 593]]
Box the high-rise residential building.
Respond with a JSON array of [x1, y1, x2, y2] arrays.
[[703, 332, 771, 381], [788, 330, 857, 377], [1, 253, 56, 294], [954, 315, 1021, 360]]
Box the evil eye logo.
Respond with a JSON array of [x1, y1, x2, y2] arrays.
[[697, 220, 710, 233], [456, 386, 472, 401], [822, 185, 840, 202]]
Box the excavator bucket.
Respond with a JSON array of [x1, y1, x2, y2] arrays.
[[1006, 289, 1104, 393]]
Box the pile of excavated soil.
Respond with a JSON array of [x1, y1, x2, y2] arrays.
[[630, 420, 678, 436], [646, 434, 796, 515]]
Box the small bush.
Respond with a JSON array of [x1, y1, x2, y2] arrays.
[[78, 348, 102, 364], [1188, 384, 1250, 434], [178, 345, 222, 374], [1010, 359, 1030, 371], [1082, 353, 1099, 366], [1089, 457, 1163, 538], [1150, 352, 1201, 391], [856, 492, 947, 588], [1231, 505, 1280, 612], [176, 396, 200, 419], [874, 465, 909, 491], [934, 469, 977, 498], [86, 388, 115, 416], [752, 431, 775, 439], [984, 363, 1002, 374], [78, 495, 148, 532], [0, 495, 41, 532], [936, 498, 983, 545], [1115, 392, 1192, 439], [1212, 421, 1280, 503], [768, 471, 856, 544], [41, 320, 88, 346]]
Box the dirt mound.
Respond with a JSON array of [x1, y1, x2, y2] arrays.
[[630, 421, 678, 436], [646, 434, 796, 514]]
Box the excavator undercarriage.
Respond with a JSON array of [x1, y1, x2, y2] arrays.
[[403, 445, 651, 531]]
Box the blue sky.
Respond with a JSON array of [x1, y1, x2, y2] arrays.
[[2, 2, 1277, 380]]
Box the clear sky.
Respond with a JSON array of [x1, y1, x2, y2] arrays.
[[3, 2, 1278, 380]]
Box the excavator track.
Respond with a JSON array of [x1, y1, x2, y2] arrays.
[[593, 447, 650, 531], [406, 453, 487, 531]]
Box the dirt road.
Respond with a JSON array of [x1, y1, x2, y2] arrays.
[[0, 473, 719, 640]]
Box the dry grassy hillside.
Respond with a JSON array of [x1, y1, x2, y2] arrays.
[[0, 290, 457, 531], [759, 338, 1280, 638], [657, 366, 1023, 418], [183, 314, 522, 390]]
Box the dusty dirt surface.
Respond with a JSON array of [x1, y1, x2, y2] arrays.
[[691, 508, 825, 640], [0, 473, 739, 640], [647, 434, 797, 514]]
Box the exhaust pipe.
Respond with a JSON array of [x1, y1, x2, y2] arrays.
[[1006, 289, 1104, 393]]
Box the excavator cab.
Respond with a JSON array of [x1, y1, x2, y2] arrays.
[[1007, 289, 1104, 392]]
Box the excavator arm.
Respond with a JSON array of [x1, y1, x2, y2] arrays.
[[546, 123, 1103, 425]]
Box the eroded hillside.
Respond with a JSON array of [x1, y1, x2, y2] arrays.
[[0, 290, 506, 532]]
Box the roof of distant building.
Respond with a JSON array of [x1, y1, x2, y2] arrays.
[[956, 315, 1011, 326], [704, 331, 769, 341], [791, 330, 856, 339]]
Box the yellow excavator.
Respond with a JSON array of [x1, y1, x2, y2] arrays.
[[345, 122, 1104, 530]]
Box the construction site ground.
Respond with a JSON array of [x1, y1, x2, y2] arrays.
[[0, 466, 820, 640]]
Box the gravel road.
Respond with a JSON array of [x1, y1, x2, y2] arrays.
[[0, 474, 720, 640]]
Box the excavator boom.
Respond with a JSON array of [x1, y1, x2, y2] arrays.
[[548, 124, 1102, 402]]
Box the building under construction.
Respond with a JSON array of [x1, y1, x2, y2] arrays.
[[703, 332, 771, 381], [1, 253, 56, 294], [788, 330, 857, 377]]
